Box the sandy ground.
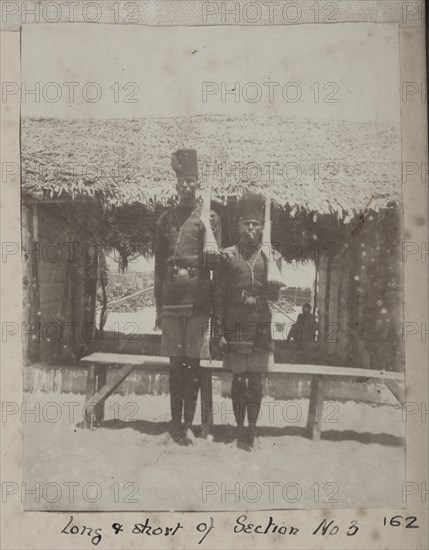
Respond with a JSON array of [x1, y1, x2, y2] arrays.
[[23, 390, 405, 512]]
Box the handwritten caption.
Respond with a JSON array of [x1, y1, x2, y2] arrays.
[[60, 513, 420, 546]]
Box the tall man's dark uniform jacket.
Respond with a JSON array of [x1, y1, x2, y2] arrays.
[[154, 149, 221, 358], [154, 203, 221, 320]]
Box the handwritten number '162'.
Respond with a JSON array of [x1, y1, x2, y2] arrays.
[[383, 516, 419, 528]]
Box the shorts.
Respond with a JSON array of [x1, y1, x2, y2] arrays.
[[161, 314, 211, 359], [223, 351, 274, 374]]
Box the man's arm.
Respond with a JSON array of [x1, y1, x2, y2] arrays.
[[266, 247, 284, 301], [212, 250, 229, 346], [210, 210, 222, 247], [204, 210, 222, 269]]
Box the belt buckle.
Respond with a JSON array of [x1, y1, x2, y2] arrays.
[[242, 290, 257, 306], [175, 267, 189, 280]]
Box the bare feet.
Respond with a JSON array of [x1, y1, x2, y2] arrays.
[[248, 426, 261, 450], [169, 422, 184, 444], [236, 425, 250, 451], [249, 435, 262, 450], [183, 425, 196, 445]]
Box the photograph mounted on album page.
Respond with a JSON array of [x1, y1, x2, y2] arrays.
[[0, 2, 427, 549]]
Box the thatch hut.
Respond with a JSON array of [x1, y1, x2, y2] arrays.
[[21, 115, 403, 376]]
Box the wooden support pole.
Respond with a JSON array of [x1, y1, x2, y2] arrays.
[[200, 370, 214, 438], [95, 368, 107, 422], [307, 375, 324, 441], [83, 364, 136, 429], [30, 203, 41, 362], [84, 364, 97, 429], [383, 379, 405, 404]]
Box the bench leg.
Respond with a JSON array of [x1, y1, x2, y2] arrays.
[[200, 371, 214, 438], [84, 364, 136, 429], [83, 364, 107, 429], [307, 375, 324, 441], [84, 364, 97, 429], [96, 368, 107, 423], [383, 379, 405, 404]]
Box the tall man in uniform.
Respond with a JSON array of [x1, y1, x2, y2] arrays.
[[154, 149, 221, 444], [214, 194, 282, 450]]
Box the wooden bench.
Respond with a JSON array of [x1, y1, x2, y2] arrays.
[[80, 352, 405, 440]]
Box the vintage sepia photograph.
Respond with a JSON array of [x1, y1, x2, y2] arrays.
[[19, 22, 405, 512]]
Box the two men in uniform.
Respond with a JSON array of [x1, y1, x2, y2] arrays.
[[155, 149, 282, 450]]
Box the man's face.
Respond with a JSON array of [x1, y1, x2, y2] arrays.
[[239, 218, 263, 244], [303, 305, 311, 314], [176, 175, 198, 200]]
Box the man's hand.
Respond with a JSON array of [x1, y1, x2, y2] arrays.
[[210, 335, 227, 359], [154, 312, 162, 331], [267, 281, 284, 302], [219, 336, 227, 350], [214, 336, 227, 350]]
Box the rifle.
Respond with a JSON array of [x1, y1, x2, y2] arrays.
[[263, 194, 284, 290], [200, 151, 220, 258]]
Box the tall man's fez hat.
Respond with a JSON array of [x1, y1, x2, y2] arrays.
[[238, 193, 265, 223], [171, 149, 198, 178]]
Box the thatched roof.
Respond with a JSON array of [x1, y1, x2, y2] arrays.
[[21, 115, 401, 216]]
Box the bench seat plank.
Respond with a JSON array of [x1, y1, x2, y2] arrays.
[[80, 353, 404, 382], [80, 352, 405, 436]]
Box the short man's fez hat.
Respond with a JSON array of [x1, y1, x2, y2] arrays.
[[171, 149, 198, 178], [238, 193, 265, 223]]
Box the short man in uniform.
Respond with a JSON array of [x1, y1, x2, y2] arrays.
[[213, 194, 282, 450], [154, 149, 221, 444]]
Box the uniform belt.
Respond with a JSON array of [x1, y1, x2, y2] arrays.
[[171, 266, 199, 279], [231, 289, 266, 307]]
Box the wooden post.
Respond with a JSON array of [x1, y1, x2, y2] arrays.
[[307, 375, 324, 441], [83, 364, 107, 428], [327, 262, 339, 357], [95, 368, 107, 423], [200, 370, 214, 438], [22, 203, 33, 364], [30, 203, 41, 362], [335, 247, 348, 363], [84, 245, 98, 335], [317, 262, 327, 352], [84, 363, 97, 429]]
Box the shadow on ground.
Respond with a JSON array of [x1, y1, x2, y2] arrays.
[[77, 419, 404, 447]]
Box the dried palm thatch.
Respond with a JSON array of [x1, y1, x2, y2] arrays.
[[21, 115, 401, 216]]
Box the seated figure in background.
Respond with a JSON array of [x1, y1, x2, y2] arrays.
[[287, 302, 317, 348]]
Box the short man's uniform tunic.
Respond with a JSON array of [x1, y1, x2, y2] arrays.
[[214, 245, 281, 373], [154, 202, 221, 359]]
